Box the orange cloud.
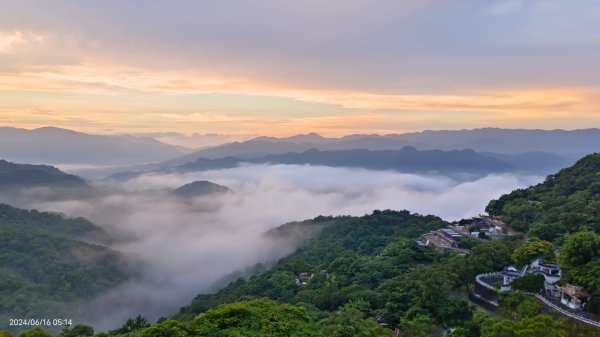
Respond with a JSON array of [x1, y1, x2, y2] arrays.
[[0, 31, 44, 53], [1, 62, 598, 115], [1, 60, 600, 137]]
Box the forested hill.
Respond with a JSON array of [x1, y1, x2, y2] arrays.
[[486, 153, 600, 241], [108, 209, 596, 337], [0, 204, 129, 333], [0, 160, 88, 189], [0, 204, 105, 240], [175, 210, 448, 320]]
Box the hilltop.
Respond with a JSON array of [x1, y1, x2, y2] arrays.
[[172, 181, 233, 198], [0, 160, 88, 189]]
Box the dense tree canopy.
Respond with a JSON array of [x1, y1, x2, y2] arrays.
[[0, 204, 129, 333], [481, 315, 567, 337], [18, 328, 53, 337], [487, 154, 600, 240], [510, 275, 545, 293], [558, 230, 600, 269], [510, 239, 554, 267]]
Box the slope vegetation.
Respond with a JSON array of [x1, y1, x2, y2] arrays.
[[486, 153, 600, 240], [0, 204, 129, 332]]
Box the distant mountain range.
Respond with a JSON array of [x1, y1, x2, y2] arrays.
[[165, 129, 600, 164], [2, 127, 598, 179], [174, 147, 513, 175], [107, 147, 570, 181], [0, 127, 190, 166]]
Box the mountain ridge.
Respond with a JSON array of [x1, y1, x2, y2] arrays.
[[0, 126, 190, 167]]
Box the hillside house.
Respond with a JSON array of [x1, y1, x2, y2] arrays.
[[558, 284, 591, 310], [500, 265, 527, 291], [500, 258, 564, 295], [418, 228, 460, 249]]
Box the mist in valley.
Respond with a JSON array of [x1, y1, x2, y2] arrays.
[[5, 164, 543, 330]]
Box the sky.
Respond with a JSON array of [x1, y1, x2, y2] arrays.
[[0, 0, 599, 137]]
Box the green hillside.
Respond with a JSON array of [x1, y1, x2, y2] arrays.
[[99, 209, 594, 337], [0, 160, 88, 189], [486, 153, 600, 241], [0, 204, 105, 239], [0, 204, 129, 332]]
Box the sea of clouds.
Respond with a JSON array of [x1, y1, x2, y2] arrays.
[[15, 164, 542, 329]]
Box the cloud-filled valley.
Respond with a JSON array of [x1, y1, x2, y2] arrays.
[[5, 164, 543, 329]]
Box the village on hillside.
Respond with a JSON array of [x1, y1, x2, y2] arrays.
[[416, 215, 600, 329], [417, 215, 510, 254]]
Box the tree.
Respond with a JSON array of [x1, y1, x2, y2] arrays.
[[113, 315, 150, 334], [516, 297, 542, 318], [138, 320, 196, 337], [466, 240, 515, 276], [401, 314, 436, 337], [513, 315, 567, 337], [319, 306, 393, 337], [18, 328, 53, 337], [451, 326, 468, 337], [481, 319, 517, 337], [511, 274, 545, 293], [498, 292, 541, 320], [481, 315, 567, 337], [193, 298, 322, 337], [58, 325, 93, 337], [0, 331, 12, 337], [511, 239, 554, 267], [558, 230, 600, 269]]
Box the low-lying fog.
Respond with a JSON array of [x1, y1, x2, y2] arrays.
[[18, 164, 543, 329]]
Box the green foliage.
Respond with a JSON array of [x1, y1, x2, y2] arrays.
[[170, 211, 526, 336], [112, 316, 149, 335], [463, 239, 518, 278], [510, 239, 554, 267], [318, 306, 393, 337], [58, 325, 93, 337], [193, 298, 321, 337], [499, 292, 542, 320], [0, 204, 101, 238], [175, 210, 448, 322], [0, 331, 13, 337], [400, 314, 437, 337], [487, 153, 600, 239], [455, 237, 481, 250], [17, 328, 53, 337], [138, 320, 195, 337], [451, 312, 488, 337], [481, 314, 567, 337], [515, 297, 542, 319], [0, 204, 128, 331], [558, 230, 600, 269], [511, 274, 545, 293], [558, 230, 600, 314]]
